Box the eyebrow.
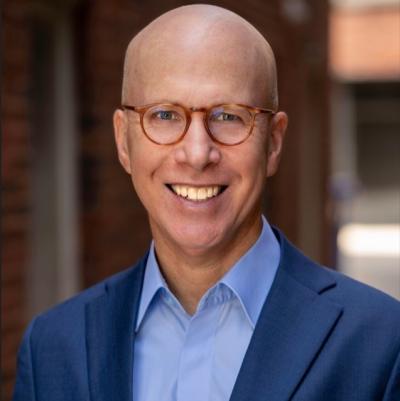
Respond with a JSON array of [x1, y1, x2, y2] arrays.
[[138, 99, 245, 108]]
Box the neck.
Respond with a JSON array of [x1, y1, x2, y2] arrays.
[[152, 216, 263, 315]]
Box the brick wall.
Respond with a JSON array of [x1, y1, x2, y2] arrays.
[[2, 2, 33, 399], [75, 0, 153, 287]]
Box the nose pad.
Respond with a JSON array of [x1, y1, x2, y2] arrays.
[[173, 114, 221, 170]]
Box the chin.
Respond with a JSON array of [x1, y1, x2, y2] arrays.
[[165, 220, 228, 255], [179, 225, 220, 246]]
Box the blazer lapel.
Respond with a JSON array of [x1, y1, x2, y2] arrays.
[[230, 234, 343, 401], [85, 257, 147, 401]]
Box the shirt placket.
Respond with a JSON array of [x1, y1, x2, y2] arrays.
[[176, 301, 221, 401]]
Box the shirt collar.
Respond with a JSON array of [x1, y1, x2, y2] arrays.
[[219, 215, 280, 328], [136, 215, 281, 331], [135, 241, 165, 332]]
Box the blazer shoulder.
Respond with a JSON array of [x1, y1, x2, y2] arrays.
[[326, 266, 400, 317], [275, 227, 400, 326], [28, 254, 148, 339]]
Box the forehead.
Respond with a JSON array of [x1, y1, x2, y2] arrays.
[[127, 21, 270, 107], [137, 62, 264, 108]]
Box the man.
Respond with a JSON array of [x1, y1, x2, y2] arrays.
[[13, 4, 400, 401]]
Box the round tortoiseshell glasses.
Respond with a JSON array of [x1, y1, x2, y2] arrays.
[[121, 103, 276, 146]]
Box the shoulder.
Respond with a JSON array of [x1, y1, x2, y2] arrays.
[[274, 228, 400, 380], [275, 227, 400, 326], [27, 255, 147, 342], [326, 265, 400, 308], [318, 266, 400, 328]]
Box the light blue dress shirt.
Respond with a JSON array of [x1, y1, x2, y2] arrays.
[[132, 216, 281, 401]]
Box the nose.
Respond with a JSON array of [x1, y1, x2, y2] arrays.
[[173, 113, 221, 171]]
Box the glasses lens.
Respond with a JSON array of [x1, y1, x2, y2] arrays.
[[208, 105, 252, 145], [143, 104, 186, 144]]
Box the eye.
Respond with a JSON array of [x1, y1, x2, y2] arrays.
[[154, 110, 180, 121], [145, 105, 185, 127], [213, 112, 240, 122]]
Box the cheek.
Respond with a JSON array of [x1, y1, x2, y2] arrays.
[[128, 138, 169, 198], [128, 131, 153, 174], [230, 138, 268, 183], [251, 134, 269, 175], [127, 137, 152, 194], [130, 154, 154, 194]]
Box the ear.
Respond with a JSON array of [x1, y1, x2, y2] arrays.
[[266, 111, 288, 177], [113, 109, 132, 174]]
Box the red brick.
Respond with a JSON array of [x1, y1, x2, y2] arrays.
[[1, 93, 30, 119]]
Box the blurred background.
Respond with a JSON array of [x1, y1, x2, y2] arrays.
[[2, 0, 399, 399]]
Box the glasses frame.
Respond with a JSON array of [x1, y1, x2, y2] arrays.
[[120, 102, 276, 146]]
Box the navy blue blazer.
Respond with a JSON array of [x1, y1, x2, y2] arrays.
[[13, 229, 400, 401]]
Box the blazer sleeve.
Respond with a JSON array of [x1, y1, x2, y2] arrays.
[[382, 346, 400, 401], [12, 319, 37, 401]]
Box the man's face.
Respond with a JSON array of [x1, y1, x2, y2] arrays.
[[114, 27, 286, 259]]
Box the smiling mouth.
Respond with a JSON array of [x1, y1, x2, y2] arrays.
[[166, 184, 228, 201]]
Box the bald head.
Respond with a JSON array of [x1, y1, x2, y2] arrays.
[[122, 4, 278, 109]]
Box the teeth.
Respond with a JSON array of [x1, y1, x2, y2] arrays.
[[198, 188, 206, 200], [170, 185, 223, 201], [188, 187, 197, 200]]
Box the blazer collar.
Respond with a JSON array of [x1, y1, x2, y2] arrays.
[[229, 228, 343, 401], [85, 256, 147, 401]]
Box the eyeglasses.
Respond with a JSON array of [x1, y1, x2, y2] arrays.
[[121, 102, 276, 146]]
